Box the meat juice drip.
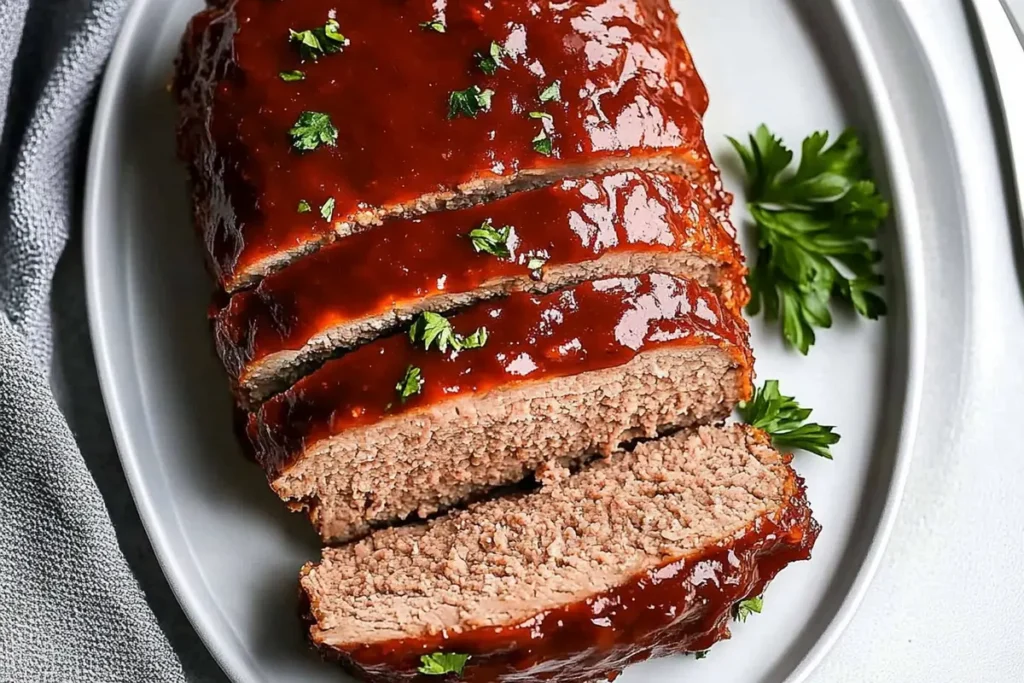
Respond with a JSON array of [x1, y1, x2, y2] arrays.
[[175, 0, 712, 284]]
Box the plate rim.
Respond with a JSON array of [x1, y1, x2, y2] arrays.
[[81, 1, 939, 681]]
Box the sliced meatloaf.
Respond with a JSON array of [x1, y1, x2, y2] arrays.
[[248, 274, 753, 543], [175, 0, 716, 291], [217, 171, 747, 406], [300, 425, 819, 682]]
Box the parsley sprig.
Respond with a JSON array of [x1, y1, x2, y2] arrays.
[[409, 312, 488, 353], [739, 380, 840, 459], [729, 126, 889, 354], [289, 19, 349, 61], [289, 111, 337, 151], [418, 652, 470, 676], [477, 41, 505, 75], [734, 595, 764, 622], [395, 366, 424, 403]]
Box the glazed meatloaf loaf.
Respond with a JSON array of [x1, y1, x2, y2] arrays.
[[248, 274, 753, 543], [217, 170, 747, 406], [174, 0, 720, 291], [300, 425, 820, 682]]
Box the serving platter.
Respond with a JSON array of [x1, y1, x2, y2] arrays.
[[83, 1, 944, 681]]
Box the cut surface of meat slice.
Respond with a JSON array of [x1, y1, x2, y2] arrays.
[[248, 274, 753, 543], [216, 171, 747, 406], [175, 0, 716, 291], [299, 425, 819, 682]]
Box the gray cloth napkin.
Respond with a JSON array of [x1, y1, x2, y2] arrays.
[[0, 1, 209, 681]]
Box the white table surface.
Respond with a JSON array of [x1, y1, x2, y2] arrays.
[[811, 1, 1024, 680]]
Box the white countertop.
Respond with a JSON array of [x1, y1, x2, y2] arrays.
[[811, 1, 1024, 680]]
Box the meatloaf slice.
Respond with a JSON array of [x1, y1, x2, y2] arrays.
[[248, 274, 753, 543], [217, 171, 747, 406], [175, 0, 716, 291], [300, 425, 819, 683]]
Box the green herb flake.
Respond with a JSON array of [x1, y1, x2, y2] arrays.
[[477, 41, 505, 75], [532, 129, 553, 156], [734, 595, 764, 622], [448, 86, 495, 119], [320, 197, 336, 222], [460, 327, 488, 350], [739, 380, 841, 459], [694, 650, 709, 661], [396, 365, 424, 403], [728, 125, 889, 353], [420, 19, 446, 33], [279, 70, 306, 82], [418, 652, 470, 676], [529, 111, 553, 121], [289, 19, 348, 61], [539, 81, 561, 103], [467, 219, 512, 259], [297, 200, 312, 213], [409, 312, 461, 353], [526, 256, 547, 271], [289, 111, 338, 151]]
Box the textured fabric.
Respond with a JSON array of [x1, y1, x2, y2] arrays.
[[0, 1, 191, 681]]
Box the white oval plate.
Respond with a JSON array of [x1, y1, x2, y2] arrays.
[[85, 1, 950, 681]]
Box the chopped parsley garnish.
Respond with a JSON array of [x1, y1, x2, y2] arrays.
[[694, 650, 708, 660], [476, 41, 505, 75], [467, 219, 512, 258], [734, 595, 764, 622], [532, 129, 553, 156], [320, 197, 335, 222], [418, 652, 470, 676], [729, 125, 889, 353], [409, 312, 488, 353], [289, 19, 349, 61], [539, 81, 561, 103], [448, 86, 494, 119], [297, 200, 311, 213], [529, 111, 553, 121], [420, 19, 446, 33], [279, 70, 305, 82], [289, 111, 338, 151], [396, 365, 424, 403], [526, 256, 547, 271], [739, 380, 840, 459]]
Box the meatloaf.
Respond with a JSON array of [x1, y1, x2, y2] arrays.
[[174, 0, 718, 291], [217, 170, 747, 406], [300, 425, 819, 683], [247, 273, 753, 543]]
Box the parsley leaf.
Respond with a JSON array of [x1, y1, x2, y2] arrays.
[[448, 86, 494, 119], [289, 111, 338, 151], [289, 19, 349, 61], [297, 200, 311, 213], [539, 81, 561, 103], [739, 380, 840, 459], [320, 197, 335, 222], [396, 365, 424, 403], [729, 125, 889, 353], [526, 256, 547, 271], [409, 312, 461, 353], [279, 70, 305, 82], [409, 312, 488, 353], [694, 651, 708, 660], [477, 41, 505, 75], [418, 652, 470, 676], [533, 129, 553, 156], [468, 219, 512, 258], [529, 111, 553, 121], [420, 19, 446, 33], [734, 595, 763, 622]]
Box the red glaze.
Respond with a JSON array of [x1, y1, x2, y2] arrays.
[[302, 464, 819, 683], [216, 170, 746, 389], [248, 274, 751, 478], [175, 0, 713, 290]]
